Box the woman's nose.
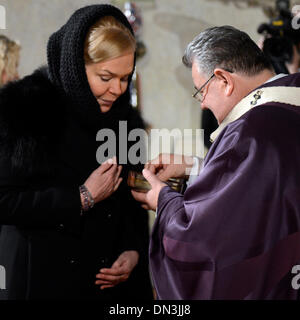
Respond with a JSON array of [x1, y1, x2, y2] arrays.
[[109, 79, 122, 96]]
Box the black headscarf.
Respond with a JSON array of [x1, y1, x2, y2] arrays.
[[45, 4, 145, 181], [47, 4, 136, 132]]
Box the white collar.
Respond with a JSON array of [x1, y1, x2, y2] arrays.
[[210, 74, 299, 143], [265, 73, 287, 83]]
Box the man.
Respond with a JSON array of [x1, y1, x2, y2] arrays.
[[132, 26, 300, 299]]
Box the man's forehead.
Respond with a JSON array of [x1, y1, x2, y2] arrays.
[[191, 61, 198, 74], [191, 62, 205, 82]]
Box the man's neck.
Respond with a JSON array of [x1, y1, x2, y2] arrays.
[[218, 69, 276, 124], [243, 69, 276, 94]]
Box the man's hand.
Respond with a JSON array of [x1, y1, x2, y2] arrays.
[[145, 153, 194, 181], [95, 250, 139, 290], [131, 169, 168, 211]]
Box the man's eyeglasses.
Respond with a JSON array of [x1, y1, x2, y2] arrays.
[[192, 74, 215, 102]]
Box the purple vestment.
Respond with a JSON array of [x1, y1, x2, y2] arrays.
[[150, 73, 300, 300]]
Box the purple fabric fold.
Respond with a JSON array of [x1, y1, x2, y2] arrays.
[[150, 73, 300, 300]]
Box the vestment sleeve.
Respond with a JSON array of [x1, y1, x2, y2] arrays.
[[150, 116, 300, 299]]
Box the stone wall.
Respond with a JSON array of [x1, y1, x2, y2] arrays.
[[1, 0, 267, 132]]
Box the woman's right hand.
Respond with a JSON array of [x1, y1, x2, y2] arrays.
[[83, 157, 123, 204]]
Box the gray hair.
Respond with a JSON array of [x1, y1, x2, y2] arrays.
[[182, 26, 272, 76]]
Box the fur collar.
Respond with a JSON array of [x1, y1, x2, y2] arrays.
[[0, 67, 66, 138], [0, 67, 67, 175]]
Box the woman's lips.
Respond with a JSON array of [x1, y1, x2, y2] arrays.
[[98, 98, 114, 106]]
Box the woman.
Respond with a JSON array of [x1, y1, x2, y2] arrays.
[[0, 35, 20, 87], [0, 4, 152, 300]]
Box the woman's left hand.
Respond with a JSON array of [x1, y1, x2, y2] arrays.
[[95, 250, 139, 290]]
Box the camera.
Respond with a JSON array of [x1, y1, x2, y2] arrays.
[[257, 0, 300, 74]]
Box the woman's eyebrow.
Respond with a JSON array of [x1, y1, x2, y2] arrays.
[[100, 69, 133, 77], [100, 69, 115, 75]]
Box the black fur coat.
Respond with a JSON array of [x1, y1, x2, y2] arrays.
[[0, 68, 152, 300]]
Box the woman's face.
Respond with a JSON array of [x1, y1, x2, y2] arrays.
[[85, 52, 134, 113]]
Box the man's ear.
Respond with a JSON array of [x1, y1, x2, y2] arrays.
[[214, 68, 234, 96]]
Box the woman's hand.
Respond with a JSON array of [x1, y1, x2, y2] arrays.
[[95, 250, 139, 290], [83, 156, 122, 204]]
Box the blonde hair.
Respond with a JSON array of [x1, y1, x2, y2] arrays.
[[84, 16, 136, 64], [0, 35, 21, 86]]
